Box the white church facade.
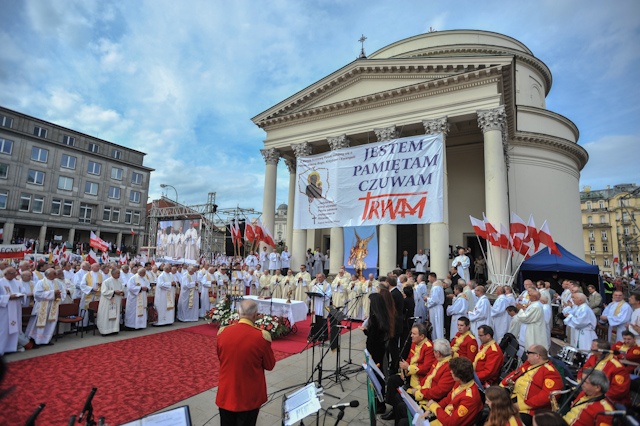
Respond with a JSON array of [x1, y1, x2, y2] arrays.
[[252, 30, 588, 278]]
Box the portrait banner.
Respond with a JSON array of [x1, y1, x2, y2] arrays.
[[343, 226, 378, 278], [293, 133, 444, 229]]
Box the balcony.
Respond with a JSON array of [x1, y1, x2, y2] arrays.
[[589, 237, 595, 242]]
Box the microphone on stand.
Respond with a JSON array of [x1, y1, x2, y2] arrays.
[[24, 403, 45, 426], [329, 400, 360, 410]]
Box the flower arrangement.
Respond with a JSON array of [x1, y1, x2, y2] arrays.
[[205, 296, 292, 339]]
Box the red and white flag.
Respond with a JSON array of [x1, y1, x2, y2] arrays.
[[87, 249, 99, 265], [101, 252, 109, 264], [526, 215, 540, 251], [52, 246, 60, 264], [510, 212, 528, 237], [130, 228, 135, 236], [261, 223, 277, 248], [116, 247, 121, 255], [233, 219, 242, 246], [498, 224, 511, 250], [482, 214, 500, 247], [119, 254, 127, 265], [539, 221, 561, 256], [90, 231, 109, 252], [245, 221, 255, 242], [469, 216, 487, 240], [254, 220, 265, 243], [613, 256, 619, 264], [229, 221, 237, 246], [60, 245, 68, 262]]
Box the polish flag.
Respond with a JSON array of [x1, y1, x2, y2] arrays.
[[613, 256, 619, 264], [101, 252, 109, 264], [254, 221, 265, 243], [116, 247, 121, 255], [526, 216, 540, 251], [87, 249, 99, 265], [510, 212, 528, 236], [229, 221, 237, 246], [469, 216, 488, 240], [483, 214, 500, 247], [119, 254, 127, 265], [245, 221, 255, 242], [90, 231, 109, 252], [60, 245, 68, 262], [498, 224, 511, 250], [52, 246, 60, 264], [233, 219, 242, 246], [261, 223, 277, 248], [130, 228, 135, 236], [539, 221, 561, 256]]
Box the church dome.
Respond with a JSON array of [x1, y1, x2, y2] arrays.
[[277, 203, 288, 211]]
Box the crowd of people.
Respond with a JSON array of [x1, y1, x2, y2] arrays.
[[1, 251, 639, 426]]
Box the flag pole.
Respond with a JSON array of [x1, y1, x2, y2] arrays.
[[506, 244, 534, 288]]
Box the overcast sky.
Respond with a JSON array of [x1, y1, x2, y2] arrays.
[[1, 0, 638, 214]]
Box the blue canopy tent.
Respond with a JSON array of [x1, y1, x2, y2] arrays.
[[518, 243, 601, 293]]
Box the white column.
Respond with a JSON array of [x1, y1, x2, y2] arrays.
[[478, 106, 509, 283], [67, 228, 76, 246], [423, 117, 450, 279], [379, 225, 397, 275], [2, 222, 14, 243], [38, 225, 47, 249], [327, 135, 350, 274], [285, 159, 296, 251], [116, 232, 122, 248], [306, 230, 316, 253], [290, 142, 313, 271], [374, 126, 400, 276], [260, 148, 280, 252]]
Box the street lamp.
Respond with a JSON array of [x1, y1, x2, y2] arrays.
[[160, 184, 178, 203]]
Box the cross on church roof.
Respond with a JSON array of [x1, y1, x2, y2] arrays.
[[358, 34, 367, 58]]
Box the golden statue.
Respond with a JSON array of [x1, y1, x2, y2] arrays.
[[347, 229, 375, 271]]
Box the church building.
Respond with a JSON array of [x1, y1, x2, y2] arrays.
[[251, 30, 588, 278]]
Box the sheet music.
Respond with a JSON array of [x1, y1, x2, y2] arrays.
[[398, 387, 429, 426], [283, 383, 321, 426]]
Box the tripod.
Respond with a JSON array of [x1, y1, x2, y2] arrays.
[[341, 293, 364, 368]]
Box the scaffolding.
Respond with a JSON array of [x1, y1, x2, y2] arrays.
[[146, 192, 261, 259]]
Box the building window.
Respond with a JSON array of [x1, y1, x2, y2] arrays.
[[62, 135, 75, 146], [87, 161, 101, 175], [88, 143, 100, 153], [598, 200, 605, 209], [589, 244, 595, 253], [587, 216, 593, 224], [0, 115, 13, 128], [0, 138, 13, 155], [51, 199, 61, 215], [125, 209, 132, 224], [60, 154, 77, 169], [0, 191, 7, 209], [108, 186, 121, 199], [624, 226, 630, 235], [619, 199, 629, 207], [58, 176, 73, 191], [27, 169, 45, 185], [601, 231, 607, 240], [33, 126, 48, 138], [31, 147, 48, 163], [589, 231, 594, 240], [604, 258, 610, 267], [103, 206, 111, 222], [133, 211, 141, 225], [84, 181, 99, 195], [79, 204, 92, 224], [63, 200, 73, 216], [603, 244, 608, 252], [129, 190, 141, 203], [111, 167, 123, 180], [591, 258, 597, 266], [111, 149, 122, 160], [112, 208, 120, 222], [0, 163, 8, 179], [586, 201, 592, 210], [600, 215, 606, 224], [19, 193, 31, 211], [32, 195, 44, 214], [131, 172, 142, 185]]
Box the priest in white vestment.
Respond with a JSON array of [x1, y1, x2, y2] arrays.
[[451, 248, 470, 282], [27, 269, 62, 345], [259, 247, 268, 272], [468, 285, 491, 345], [268, 251, 279, 274], [600, 290, 633, 342], [175, 228, 186, 259], [563, 293, 597, 350], [540, 296, 552, 348], [270, 270, 285, 299], [361, 274, 377, 318], [413, 275, 428, 324], [125, 269, 150, 329], [426, 280, 445, 340], [73, 262, 90, 300], [516, 290, 548, 350], [245, 269, 259, 296], [281, 270, 296, 301], [177, 266, 200, 322], [215, 267, 230, 299], [199, 267, 215, 317], [0, 267, 24, 354], [331, 268, 350, 311], [79, 263, 103, 327], [446, 284, 469, 340], [258, 271, 272, 298], [245, 251, 259, 269], [97, 269, 124, 335], [412, 250, 428, 273], [294, 266, 311, 305], [184, 224, 198, 260], [309, 274, 332, 320], [155, 265, 176, 326], [280, 248, 291, 274], [346, 277, 362, 319], [490, 286, 510, 344]]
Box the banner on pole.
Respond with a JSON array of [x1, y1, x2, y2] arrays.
[[343, 226, 378, 278], [293, 134, 444, 229]]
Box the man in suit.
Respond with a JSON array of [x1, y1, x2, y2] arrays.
[[399, 250, 411, 271], [387, 275, 405, 373]]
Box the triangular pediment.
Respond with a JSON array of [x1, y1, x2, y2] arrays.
[[252, 56, 513, 127]]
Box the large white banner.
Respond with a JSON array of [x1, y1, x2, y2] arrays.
[[294, 133, 444, 229]]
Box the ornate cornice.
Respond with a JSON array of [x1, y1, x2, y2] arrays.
[[477, 106, 506, 133], [511, 132, 589, 170], [374, 126, 400, 142], [255, 66, 506, 130], [260, 148, 280, 165], [327, 134, 351, 151], [284, 158, 296, 173], [422, 117, 449, 136], [291, 141, 312, 157]]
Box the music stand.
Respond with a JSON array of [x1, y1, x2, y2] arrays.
[[306, 291, 327, 342]]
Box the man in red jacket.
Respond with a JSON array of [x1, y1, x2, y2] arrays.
[[216, 299, 276, 425], [450, 316, 477, 361], [474, 325, 504, 387], [577, 338, 631, 407], [612, 330, 640, 374]]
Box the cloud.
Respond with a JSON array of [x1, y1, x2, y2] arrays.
[[580, 134, 640, 189]]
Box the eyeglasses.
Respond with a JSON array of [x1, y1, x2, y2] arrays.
[[525, 351, 539, 355]]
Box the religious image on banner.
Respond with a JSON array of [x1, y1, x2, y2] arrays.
[[296, 166, 337, 227], [344, 226, 378, 278], [157, 219, 201, 261], [293, 134, 444, 230]]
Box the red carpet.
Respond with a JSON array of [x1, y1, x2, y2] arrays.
[[1, 328, 292, 425], [186, 315, 355, 354]]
